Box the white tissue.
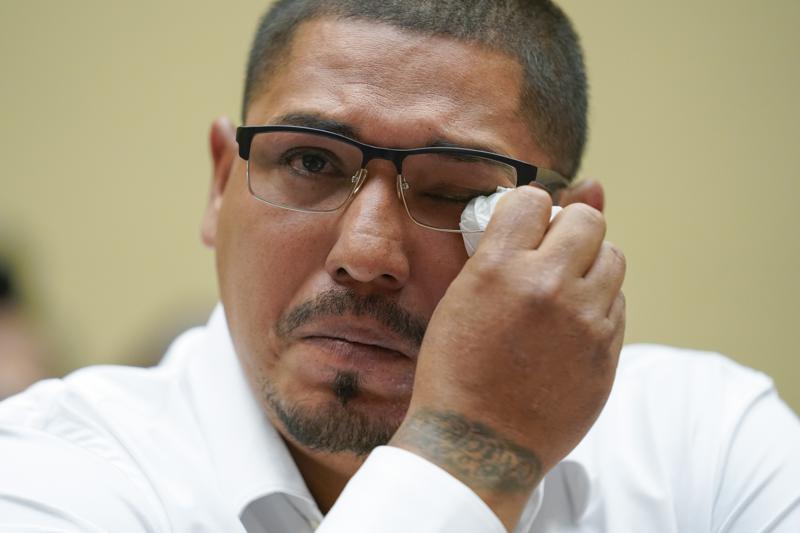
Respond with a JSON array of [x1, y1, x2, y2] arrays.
[[460, 187, 562, 257]]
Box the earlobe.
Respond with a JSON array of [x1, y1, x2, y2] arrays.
[[559, 179, 605, 212], [201, 117, 238, 248]]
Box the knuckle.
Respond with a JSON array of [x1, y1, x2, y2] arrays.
[[573, 309, 606, 341], [468, 250, 508, 281], [523, 272, 564, 303]]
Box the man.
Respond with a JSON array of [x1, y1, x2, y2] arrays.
[[1, 1, 798, 531]]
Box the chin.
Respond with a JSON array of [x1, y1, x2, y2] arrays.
[[265, 377, 410, 456]]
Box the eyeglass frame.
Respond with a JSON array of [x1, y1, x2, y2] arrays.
[[235, 124, 569, 233]]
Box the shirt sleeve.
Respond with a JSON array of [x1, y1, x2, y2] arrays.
[[711, 385, 800, 532], [317, 446, 507, 533]]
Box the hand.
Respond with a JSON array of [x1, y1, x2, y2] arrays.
[[390, 185, 626, 530]]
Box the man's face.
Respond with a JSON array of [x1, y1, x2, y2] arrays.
[[209, 17, 553, 455]]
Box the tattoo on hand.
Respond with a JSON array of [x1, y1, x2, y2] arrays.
[[393, 409, 542, 492]]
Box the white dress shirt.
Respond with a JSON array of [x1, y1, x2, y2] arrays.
[[0, 305, 798, 532]]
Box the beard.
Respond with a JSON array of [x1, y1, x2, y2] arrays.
[[266, 288, 427, 456], [264, 371, 399, 457]]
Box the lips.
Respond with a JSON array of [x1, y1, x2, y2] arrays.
[[293, 318, 418, 361]]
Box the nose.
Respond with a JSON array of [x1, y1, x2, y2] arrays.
[[324, 161, 411, 292]]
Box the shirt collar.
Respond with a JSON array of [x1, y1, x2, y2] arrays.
[[184, 304, 321, 522]]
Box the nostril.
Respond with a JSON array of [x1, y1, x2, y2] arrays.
[[331, 266, 401, 287]]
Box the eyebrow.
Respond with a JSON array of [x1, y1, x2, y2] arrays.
[[270, 112, 510, 156]]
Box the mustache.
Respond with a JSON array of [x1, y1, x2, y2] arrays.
[[276, 288, 428, 348]]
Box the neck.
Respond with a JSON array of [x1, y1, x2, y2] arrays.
[[285, 438, 365, 514]]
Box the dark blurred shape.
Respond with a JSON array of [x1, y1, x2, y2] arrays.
[[0, 262, 16, 303], [0, 258, 51, 400]]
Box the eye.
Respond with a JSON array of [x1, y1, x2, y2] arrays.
[[297, 154, 326, 173], [281, 148, 343, 177]]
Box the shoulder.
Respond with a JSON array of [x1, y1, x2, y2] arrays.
[[606, 344, 782, 460], [0, 372, 170, 530], [618, 343, 773, 384], [614, 343, 775, 410], [587, 344, 800, 531], [0, 414, 162, 530], [0, 327, 207, 531], [0, 347, 190, 438]]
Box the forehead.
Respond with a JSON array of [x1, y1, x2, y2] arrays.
[[246, 17, 550, 164]]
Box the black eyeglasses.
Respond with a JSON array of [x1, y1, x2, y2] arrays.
[[236, 125, 568, 233]]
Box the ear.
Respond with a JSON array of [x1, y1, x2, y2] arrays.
[[201, 117, 238, 248], [558, 179, 605, 212]]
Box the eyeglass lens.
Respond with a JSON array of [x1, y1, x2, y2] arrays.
[[247, 131, 518, 230]]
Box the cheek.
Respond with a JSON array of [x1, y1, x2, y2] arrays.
[[410, 231, 469, 310], [216, 190, 332, 368]]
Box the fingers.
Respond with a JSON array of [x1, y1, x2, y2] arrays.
[[475, 187, 624, 325], [582, 240, 627, 315], [607, 291, 626, 363], [478, 186, 553, 253], [539, 203, 607, 277]]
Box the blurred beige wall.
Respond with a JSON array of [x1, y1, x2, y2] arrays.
[[1, 2, 798, 411]]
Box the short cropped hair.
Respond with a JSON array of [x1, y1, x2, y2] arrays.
[[242, 0, 587, 178]]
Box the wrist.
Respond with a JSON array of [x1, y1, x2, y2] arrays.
[[389, 407, 542, 531]]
